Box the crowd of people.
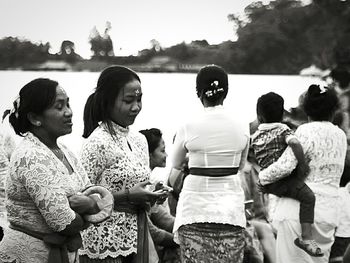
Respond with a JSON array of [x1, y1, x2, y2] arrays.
[[0, 64, 349, 263]]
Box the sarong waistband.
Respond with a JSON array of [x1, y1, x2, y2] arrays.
[[9, 223, 81, 263], [189, 167, 238, 177]]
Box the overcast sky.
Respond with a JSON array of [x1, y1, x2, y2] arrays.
[[1, 0, 271, 58]]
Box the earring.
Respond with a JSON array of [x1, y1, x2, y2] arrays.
[[36, 121, 41, 127]]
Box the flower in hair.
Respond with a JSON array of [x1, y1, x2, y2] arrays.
[[319, 85, 328, 94], [204, 87, 224, 98], [205, 90, 214, 97], [210, 80, 219, 88]]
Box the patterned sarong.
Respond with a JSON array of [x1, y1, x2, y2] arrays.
[[177, 223, 245, 263]]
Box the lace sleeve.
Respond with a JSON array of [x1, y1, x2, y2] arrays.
[[19, 151, 76, 232], [258, 145, 298, 185], [80, 137, 107, 184]]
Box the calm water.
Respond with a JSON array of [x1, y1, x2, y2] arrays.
[[0, 70, 322, 161]]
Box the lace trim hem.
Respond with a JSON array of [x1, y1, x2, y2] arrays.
[[78, 247, 137, 259]]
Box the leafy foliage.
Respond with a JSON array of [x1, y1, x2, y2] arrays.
[[89, 22, 114, 59], [224, 0, 350, 73], [0, 37, 50, 69]]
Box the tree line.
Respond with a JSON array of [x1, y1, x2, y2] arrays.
[[0, 0, 349, 74]]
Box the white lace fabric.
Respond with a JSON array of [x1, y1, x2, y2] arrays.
[[79, 122, 151, 259], [258, 122, 347, 262], [0, 129, 15, 228], [259, 122, 347, 189], [259, 122, 347, 224], [0, 132, 91, 262]]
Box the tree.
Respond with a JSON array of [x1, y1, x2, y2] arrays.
[[59, 40, 80, 63], [0, 37, 50, 69], [89, 22, 114, 59], [150, 39, 162, 52], [225, 0, 350, 73]]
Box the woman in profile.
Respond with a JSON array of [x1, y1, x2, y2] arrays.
[[170, 65, 249, 262], [79, 65, 168, 263], [139, 128, 181, 263], [0, 78, 100, 262]]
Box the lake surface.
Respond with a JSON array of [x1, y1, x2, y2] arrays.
[[0, 70, 323, 161]]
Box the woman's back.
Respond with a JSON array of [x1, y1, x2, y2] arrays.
[[297, 122, 347, 187], [176, 106, 248, 168]]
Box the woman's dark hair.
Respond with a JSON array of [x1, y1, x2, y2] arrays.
[[303, 84, 339, 121], [196, 64, 228, 103], [139, 128, 162, 154], [330, 67, 350, 89], [82, 65, 140, 138], [256, 92, 284, 123], [5, 78, 58, 136]]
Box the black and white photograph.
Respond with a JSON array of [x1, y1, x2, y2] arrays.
[[0, 0, 350, 262]]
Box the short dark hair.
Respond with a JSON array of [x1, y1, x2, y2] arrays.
[[256, 92, 284, 123], [196, 64, 228, 103], [330, 67, 350, 89], [139, 128, 162, 154], [7, 78, 58, 136], [83, 65, 140, 138], [303, 84, 339, 121]]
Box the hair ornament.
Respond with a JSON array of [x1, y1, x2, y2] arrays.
[[210, 80, 219, 89], [319, 85, 328, 94], [204, 80, 224, 97]]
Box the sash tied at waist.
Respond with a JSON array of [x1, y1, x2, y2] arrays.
[[9, 223, 81, 263]]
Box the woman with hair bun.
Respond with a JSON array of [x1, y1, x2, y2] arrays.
[[169, 65, 249, 262], [259, 84, 347, 262], [0, 78, 104, 263]]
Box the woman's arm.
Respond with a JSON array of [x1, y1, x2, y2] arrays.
[[171, 126, 188, 170], [238, 137, 250, 171], [20, 151, 82, 233], [68, 194, 100, 215], [259, 146, 298, 185], [113, 180, 168, 206], [59, 212, 85, 236], [80, 137, 106, 184]]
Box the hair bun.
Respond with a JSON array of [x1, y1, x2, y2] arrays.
[[307, 84, 322, 96], [196, 65, 228, 90]]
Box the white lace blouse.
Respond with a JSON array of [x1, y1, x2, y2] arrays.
[[259, 121, 347, 225], [5, 132, 91, 233], [79, 122, 151, 259]]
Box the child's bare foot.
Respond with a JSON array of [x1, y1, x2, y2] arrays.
[[294, 238, 324, 257]]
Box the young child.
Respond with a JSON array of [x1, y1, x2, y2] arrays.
[[251, 92, 323, 257]]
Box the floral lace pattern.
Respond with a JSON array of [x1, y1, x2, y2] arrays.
[[259, 122, 347, 188], [0, 132, 90, 262], [0, 129, 15, 228], [79, 122, 150, 259], [0, 148, 9, 228], [0, 228, 78, 263], [259, 121, 347, 225], [177, 223, 245, 263]]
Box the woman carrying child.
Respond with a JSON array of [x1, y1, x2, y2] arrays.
[[258, 85, 347, 262]]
